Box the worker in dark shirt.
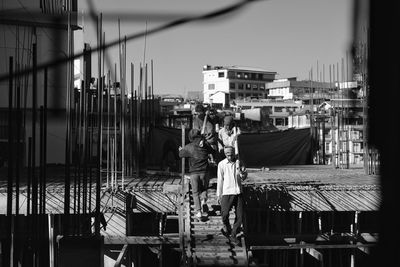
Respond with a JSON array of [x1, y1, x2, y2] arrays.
[[192, 104, 218, 164], [179, 128, 215, 219]]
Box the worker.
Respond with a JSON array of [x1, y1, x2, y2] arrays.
[[218, 115, 241, 158], [192, 104, 218, 164], [217, 146, 247, 246], [179, 129, 215, 219]]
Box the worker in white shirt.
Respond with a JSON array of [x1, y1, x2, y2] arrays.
[[218, 116, 241, 158], [217, 146, 247, 246]]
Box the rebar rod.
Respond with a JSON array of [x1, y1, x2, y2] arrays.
[[32, 39, 38, 216], [95, 14, 102, 236], [43, 68, 47, 214], [7, 56, 14, 267], [64, 13, 72, 235]]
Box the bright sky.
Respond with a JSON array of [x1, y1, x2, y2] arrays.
[[77, 0, 353, 96]]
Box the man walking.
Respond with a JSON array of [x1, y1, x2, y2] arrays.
[[217, 146, 247, 246], [179, 129, 215, 219]]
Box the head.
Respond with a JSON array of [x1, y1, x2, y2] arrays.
[[194, 104, 205, 120], [224, 146, 236, 162], [223, 116, 234, 130], [209, 108, 216, 118], [188, 128, 201, 142]]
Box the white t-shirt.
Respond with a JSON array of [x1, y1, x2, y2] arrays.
[[217, 158, 247, 197]]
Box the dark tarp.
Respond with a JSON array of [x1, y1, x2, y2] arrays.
[[237, 127, 313, 167]]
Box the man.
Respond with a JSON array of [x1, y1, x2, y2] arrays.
[[179, 129, 215, 219], [218, 115, 241, 157], [192, 104, 218, 163], [217, 146, 247, 246]]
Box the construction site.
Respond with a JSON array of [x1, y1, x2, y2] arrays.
[[0, 0, 399, 267]]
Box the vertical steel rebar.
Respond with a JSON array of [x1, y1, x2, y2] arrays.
[[64, 12, 72, 236], [107, 70, 111, 188], [7, 56, 14, 267], [43, 68, 47, 214], [39, 105, 44, 214], [32, 37, 38, 217], [95, 13, 103, 236], [130, 63, 134, 176]]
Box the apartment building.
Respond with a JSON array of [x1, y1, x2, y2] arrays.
[[202, 65, 277, 107], [234, 99, 303, 130], [288, 82, 366, 166]]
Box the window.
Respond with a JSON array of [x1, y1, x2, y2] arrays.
[[275, 118, 285, 126], [260, 84, 265, 90], [230, 82, 236, 89], [230, 93, 236, 100], [252, 84, 258, 90], [274, 106, 284, 112], [238, 83, 244, 89], [325, 143, 330, 153], [262, 74, 270, 80], [208, 84, 215, 90], [218, 72, 225, 78], [353, 143, 361, 153], [228, 71, 235, 78], [251, 73, 257, 80], [237, 72, 243, 79], [246, 84, 251, 90]]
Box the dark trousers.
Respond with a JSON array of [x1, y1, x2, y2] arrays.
[[190, 172, 209, 213], [221, 194, 243, 236]]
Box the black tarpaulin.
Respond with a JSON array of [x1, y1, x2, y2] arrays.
[[237, 127, 313, 167]]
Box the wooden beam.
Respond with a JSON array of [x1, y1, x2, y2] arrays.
[[114, 244, 128, 267], [104, 236, 180, 245], [305, 248, 323, 262], [250, 242, 376, 250]]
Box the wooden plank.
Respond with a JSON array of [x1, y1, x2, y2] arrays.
[[104, 236, 180, 245], [114, 244, 128, 267], [250, 242, 376, 250]]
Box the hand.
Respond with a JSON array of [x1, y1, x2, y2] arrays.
[[178, 146, 182, 151], [217, 195, 222, 204]]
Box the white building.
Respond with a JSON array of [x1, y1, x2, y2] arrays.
[[267, 77, 334, 99], [202, 65, 277, 107], [234, 99, 303, 130]]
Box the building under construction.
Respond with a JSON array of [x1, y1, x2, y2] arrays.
[[0, 0, 397, 267]]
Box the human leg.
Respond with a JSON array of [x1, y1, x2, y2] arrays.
[[190, 173, 201, 215], [220, 195, 234, 235], [199, 171, 210, 213], [231, 194, 243, 238]]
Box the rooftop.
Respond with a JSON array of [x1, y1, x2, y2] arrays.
[[203, 64, 276, 74]]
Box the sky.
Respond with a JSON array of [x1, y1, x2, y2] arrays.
[[77, 0, 353, 96]]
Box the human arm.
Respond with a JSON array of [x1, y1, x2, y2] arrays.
[[178, 144, 191, 158], [218, 129, 224, 152], [216, 163, 224, 203], [237, 160, 247, 180]]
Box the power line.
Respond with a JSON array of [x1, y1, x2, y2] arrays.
[[0, 0, 259, 82]]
